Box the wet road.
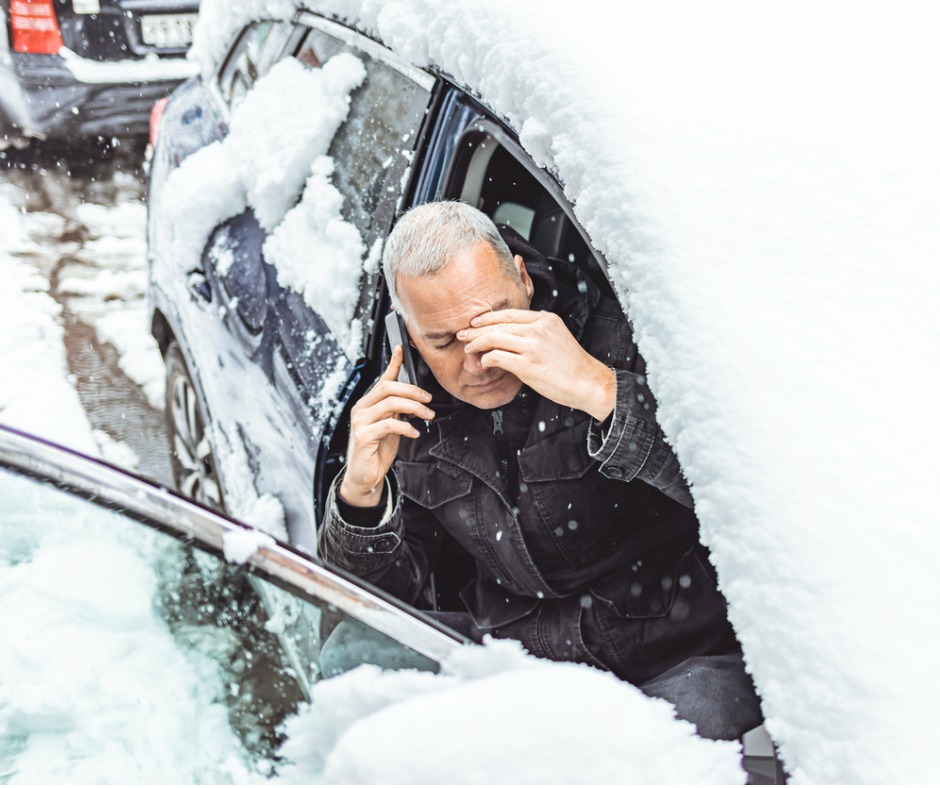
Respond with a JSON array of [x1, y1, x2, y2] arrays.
[[1, 140, 172, 486]]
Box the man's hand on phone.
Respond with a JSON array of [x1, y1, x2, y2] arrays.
[[339, 345, 435, 508], [458, 308, 615, 422]]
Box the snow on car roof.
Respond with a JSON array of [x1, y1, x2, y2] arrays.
[[190, 1, 940, 781]]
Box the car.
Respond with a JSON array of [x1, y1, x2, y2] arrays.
[[143, 2, 939, 782], [0, 421, 464, 781], [145, 8, 786, 773], [0, 0, 200, 144]]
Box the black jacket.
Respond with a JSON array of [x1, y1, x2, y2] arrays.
[[320, 235, 738, 683]]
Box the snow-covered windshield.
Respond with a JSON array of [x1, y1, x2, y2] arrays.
[[0, 465, 291, 781]]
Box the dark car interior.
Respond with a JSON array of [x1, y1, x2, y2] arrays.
[[448, 126, 613, 299]]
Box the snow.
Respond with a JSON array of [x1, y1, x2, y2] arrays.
[[163, 52, 369, 359], [222, 528, 277, 564], [212, 422, 290, 542], [189, 0, 940, 781], [0, 187, 97, 456], [277, 639, 743, 784]]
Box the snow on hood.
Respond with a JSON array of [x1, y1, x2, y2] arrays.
[[191, 1, 940, 781], [275, 638, 744, 784]]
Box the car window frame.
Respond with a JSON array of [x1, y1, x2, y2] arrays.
[[215, 19, 295, 110], [294, 14, 435, 92], [0, 424, 466, 665], [438, 110, 614, 296]]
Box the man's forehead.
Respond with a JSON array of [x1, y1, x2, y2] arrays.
[[415, 297, 513, 340]]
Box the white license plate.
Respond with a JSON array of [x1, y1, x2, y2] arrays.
[[140, 13, 197, 49]]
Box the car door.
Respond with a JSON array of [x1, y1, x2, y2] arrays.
[[151, 17, 436, 553], [0, 423, 462, 782], [236, 19, 436, 552]]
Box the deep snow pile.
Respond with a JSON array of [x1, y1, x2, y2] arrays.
[[188, 1, 940, 781], [275, 639, 743, 784]]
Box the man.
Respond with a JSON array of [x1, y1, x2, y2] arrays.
[[319, 201, 761, 740]]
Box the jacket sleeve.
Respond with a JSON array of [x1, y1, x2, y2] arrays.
[[586, 368, 694, 508], [317, 467, 443, 605]]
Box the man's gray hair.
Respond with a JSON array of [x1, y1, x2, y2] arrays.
[[383, 201, 518, 321]]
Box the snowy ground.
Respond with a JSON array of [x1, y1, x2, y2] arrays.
[[0, 144, 169, 480]]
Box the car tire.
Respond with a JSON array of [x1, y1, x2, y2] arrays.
[[164, 341, 225, 511]]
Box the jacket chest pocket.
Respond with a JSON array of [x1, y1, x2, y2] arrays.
[[396, 459, 473, 509], [518, 416, 594, 482], [591, 543, 694, 619]]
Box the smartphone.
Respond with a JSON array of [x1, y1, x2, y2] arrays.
[[384, 310, 418, 386]]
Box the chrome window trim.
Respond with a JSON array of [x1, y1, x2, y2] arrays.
[[295, 12, 436, 91], [0, 424, 465, 665]]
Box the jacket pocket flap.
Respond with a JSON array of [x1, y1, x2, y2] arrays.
[[590, 544, 693, 619], [395, 459, 472, 509], [519, 417, 594, 482], [460, 579, 540, 630]]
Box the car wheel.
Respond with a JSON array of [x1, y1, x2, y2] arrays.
[[164, 342, 224, 511]]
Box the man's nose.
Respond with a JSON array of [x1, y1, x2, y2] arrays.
[[463, 349, 485, 375]]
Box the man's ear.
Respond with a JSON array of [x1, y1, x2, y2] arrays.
[[515, 255, 534, 303]]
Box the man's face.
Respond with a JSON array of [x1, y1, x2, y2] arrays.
[[397, 241, 534, 410]]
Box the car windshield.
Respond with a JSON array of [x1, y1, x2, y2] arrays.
[[0, 461, 436, 782]]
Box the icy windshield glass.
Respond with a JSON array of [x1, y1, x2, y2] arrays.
[[0, 463, 436, 782]]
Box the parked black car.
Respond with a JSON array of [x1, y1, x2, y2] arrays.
[[0, 0, 199, 142]]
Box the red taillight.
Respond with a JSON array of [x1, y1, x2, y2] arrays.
[[10, 0, 64, 55], [149, 97, 169, 149]]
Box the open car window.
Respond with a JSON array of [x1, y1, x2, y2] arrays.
[[0, 426, 457, 780], [441, 118, 612, 298]]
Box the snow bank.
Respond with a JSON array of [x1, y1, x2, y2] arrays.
[[276, 639, 744, 784]]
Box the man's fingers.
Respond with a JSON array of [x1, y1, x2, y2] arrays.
[[358, 376, 432, 409], [361, 395, 435, 423], [480, 348, 526, 377], [381, 344, 405, 381], [358, 416, 422, 443], [469, 308, 540, 327], [463, 329, 528, 357]]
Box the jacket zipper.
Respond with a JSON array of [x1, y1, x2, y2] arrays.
[[492, 409, 511, 485]]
